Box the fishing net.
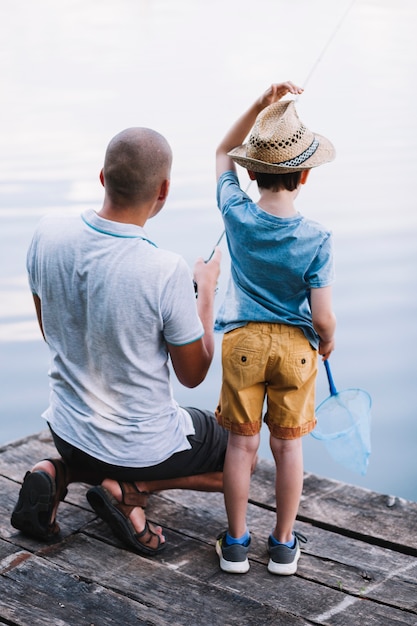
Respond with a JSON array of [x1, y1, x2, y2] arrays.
[[311, 361, 372, 475]]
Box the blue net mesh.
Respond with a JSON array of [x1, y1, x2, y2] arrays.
[[311, 388, 372, 475]]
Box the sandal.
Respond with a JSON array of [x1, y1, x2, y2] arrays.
[[11, 458, 68, 540], [86, 482, 165, 556]]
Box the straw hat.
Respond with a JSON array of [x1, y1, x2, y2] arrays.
[[228, 100, 335, 174]]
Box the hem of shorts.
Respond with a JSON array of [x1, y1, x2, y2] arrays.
[[215, 414, 261, 436], [267, 418, 317, 440]]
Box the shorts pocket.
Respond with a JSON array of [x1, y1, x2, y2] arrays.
[[286, 349, 317, 386], [222, 328, 265, 384]]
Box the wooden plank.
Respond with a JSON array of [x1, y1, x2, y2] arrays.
[[2, 539, 304, 626], [0, 430, 90, 508], [4, 434, 415, 555], [0, 539, 27, 568], [208, 564, 417, 625], [247, 460, 417, 555], [4, 469, 416, 621], [0, 430, 57, 481], [45, 532, 417, 625], [299, 473, 417, 555], [110, 482, 416, 617], [0, 553, 156, 626], [132, 492, 417, 615], [1, 432, 416, 624], [41, 531, 354, 624]]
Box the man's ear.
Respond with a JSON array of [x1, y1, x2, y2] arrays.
[[300, 169, 311, 184], [248, 170, 257, 181], [99, 169, 105, 187], [158, 179, 170, 201]]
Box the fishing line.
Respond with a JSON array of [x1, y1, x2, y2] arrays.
[[204, 0, 357, 262], [298, 0, 357, 94]]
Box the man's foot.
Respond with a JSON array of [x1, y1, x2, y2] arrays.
[[11, 459, 68, 540], [215, 530, 251, 574], [267, 531, 307, 575], [86, 479, 165, 556]]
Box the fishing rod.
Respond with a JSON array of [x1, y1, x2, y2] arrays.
[[205, 180, 252, 262], [204, 0, 357, 264]]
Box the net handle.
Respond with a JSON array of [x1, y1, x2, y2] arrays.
[[324, 359, 338, 396]]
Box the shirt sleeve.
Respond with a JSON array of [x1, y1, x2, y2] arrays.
[[161, 256, 204, 346], [216, 170, 244, 216], [306, 233, 335, 288], [26, 230, 40, 295]]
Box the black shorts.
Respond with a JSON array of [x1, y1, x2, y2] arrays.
[[50, 407, 228, 483]]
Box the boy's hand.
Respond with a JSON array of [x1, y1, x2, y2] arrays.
[[257, 82, 304, 110], [318, 338, 335, 361]]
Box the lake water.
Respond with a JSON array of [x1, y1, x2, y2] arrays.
[[1, 0, 416, 502]]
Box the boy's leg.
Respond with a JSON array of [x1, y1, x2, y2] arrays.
[[215, 431, 259, 573], [223, 432, 260, 538], [266, 435, 306, 575], [214, 324, 266, 572], [269, 435, 303, 543]]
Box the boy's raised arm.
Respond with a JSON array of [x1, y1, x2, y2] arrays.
[[215, 82, 304, 180]]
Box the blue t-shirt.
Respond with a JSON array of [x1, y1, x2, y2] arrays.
[[214, 171, 335, 349]]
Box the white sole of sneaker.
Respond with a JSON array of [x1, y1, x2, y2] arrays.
[[267, 545, 300, 576], [215, 540, 250, 574]]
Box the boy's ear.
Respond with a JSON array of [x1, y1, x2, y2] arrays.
[[99, 169, 105, 187], [300, 169, 311, 184], [248, 170, 257, 181]]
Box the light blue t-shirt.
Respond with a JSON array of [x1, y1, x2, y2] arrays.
[[27, 209, 203, 467], [214, 171, 335, 349]]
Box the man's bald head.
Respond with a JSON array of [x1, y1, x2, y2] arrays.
[[103, 127, 172, 206]]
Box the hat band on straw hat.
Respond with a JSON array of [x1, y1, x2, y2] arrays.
[[276, 137, 319, 168]]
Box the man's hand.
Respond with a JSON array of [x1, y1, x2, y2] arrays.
[[193, 247, 221, 296], [168, 247, 222, 389]]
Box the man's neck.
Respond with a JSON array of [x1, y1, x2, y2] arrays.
[[98, 201, 150, 227]]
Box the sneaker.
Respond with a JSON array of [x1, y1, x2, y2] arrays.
[[267, 531, 307, 575], [216, 531, 251, 574]]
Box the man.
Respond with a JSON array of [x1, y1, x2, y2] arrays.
[[11, 127, 227, 556]]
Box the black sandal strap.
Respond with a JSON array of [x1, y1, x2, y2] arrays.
[[119, 482, 149, 508]]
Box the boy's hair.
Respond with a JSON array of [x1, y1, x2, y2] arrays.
[[254, 171, 302, 192]]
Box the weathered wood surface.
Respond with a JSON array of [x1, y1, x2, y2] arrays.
[[0, 431, 416, 625]]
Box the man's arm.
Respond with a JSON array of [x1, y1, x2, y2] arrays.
[[310, 286, 336, 360], [216, 82, 304, 181], [167, 248, 221, 388], [33, 294, 46, 341]]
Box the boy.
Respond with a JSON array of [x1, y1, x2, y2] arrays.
[[214, 82, 336, 574]]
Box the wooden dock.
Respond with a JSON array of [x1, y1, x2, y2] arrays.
[[0, 430, 416, 625]]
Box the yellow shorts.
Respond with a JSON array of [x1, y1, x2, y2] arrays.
[[215, 322, 318, 439]]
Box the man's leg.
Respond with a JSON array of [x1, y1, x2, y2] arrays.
[[11, 458, 70, 539], [99, 470, 224, 541]]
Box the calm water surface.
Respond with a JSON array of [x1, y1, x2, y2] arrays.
[[1, 0, 416, 501]]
